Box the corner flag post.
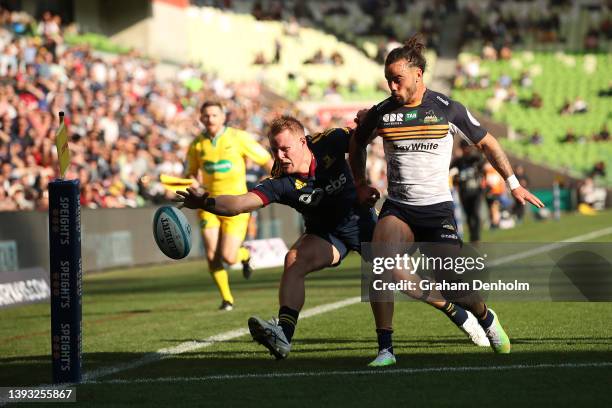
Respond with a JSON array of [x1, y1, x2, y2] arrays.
[[49, 111, 83, 383]]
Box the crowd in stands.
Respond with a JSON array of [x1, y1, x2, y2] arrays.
[[0, 7, 390, 212], [460, 0, 611, 54]]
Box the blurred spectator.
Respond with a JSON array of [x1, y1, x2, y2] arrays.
[[483, 162, 507, 228], [590, 161, 606, 179], [560, 128, 577, 144], [528, 92, 543, 109], [579, 177, 607, 210], [529, 129, 543, 145], [559, 99, 572, 115], [450, 141, 485, 243], [598, 81, 612, 97], [572, 96, 588, 114], [593, 125, 609, 142]]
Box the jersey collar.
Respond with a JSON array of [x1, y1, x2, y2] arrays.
[[203, 126, 226, 145]]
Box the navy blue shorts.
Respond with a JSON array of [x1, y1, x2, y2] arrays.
[[379, 199, 461, 245], [305, 207, 377, 265]]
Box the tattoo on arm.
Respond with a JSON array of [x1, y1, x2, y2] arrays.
[[482, 138, 513, 179]]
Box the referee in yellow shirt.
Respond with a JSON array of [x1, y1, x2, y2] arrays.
[[186, 100, 273, 310]]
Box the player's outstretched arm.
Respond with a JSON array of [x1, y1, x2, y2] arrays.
[[349, 109, 381, 207], [174, 188, 264, 216], [476, 133, 545, 208]]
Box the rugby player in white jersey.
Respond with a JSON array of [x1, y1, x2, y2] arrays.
[[349, 35, 544, 366]]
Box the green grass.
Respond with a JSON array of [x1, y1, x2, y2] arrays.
[[1, 210, 611, 406]]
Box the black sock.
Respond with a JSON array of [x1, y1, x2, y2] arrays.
[[477, 305, 494, 329], [376, 329, 394, 354], [439, 301, 468, 326], [278, 306, 299, 342]]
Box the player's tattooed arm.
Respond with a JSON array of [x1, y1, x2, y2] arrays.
[[174, 188, 264, 216], [476, 133, 513, 178], [476, 133, 544, 208]]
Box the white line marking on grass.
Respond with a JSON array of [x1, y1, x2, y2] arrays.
[[488, 226, 612, 267], [81, 296, 361, 382], [86, 362, 612, 384]]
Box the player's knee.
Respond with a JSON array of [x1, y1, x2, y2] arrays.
[[284, 249, 298, 269], [221, 252, 238, 265]]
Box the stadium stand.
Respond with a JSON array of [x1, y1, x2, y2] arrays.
[[451, 0, 611, 186], [0, 5, 399, 212]]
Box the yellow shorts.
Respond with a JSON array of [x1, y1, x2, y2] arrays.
[[198, 210, 250, 240]]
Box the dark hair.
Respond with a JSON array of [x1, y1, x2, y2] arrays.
[[200, 100, 225, 113], [269, 115, 305, 138], [385, 34, 427, 73]]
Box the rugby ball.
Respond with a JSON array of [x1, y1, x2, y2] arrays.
[[153, 206, 192, 259]]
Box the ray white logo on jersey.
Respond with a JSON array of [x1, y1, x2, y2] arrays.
[[393, 142, 439, 151]]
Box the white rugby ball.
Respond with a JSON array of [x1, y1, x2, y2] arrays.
[[153, 206, 192, 259]]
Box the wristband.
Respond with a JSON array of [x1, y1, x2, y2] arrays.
[[204, 197, 216, 210], [506, 174, 520, 190]]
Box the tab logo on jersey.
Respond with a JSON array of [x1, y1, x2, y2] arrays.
[[204, 160, 232, 174], [404, 110, 418, 121]]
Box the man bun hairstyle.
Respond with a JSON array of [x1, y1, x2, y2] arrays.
[[385, 34, 427, 73]]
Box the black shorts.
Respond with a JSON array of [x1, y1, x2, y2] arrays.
[[305, 207, 377, 265], [379, 199, 461, 245], [379, 200, 479, 302]]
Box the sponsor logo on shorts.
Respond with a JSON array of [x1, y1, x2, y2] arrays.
[[441, 233, 458, 239]]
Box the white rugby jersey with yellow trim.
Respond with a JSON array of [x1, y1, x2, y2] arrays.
[[374, 89, 487, 205]]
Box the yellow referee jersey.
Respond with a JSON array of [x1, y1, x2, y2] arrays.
[[186, 127, 271, 196]]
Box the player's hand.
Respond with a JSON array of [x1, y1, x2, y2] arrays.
[[174, 187, 209, 210], [354, 109, 368, 126], [356, 183, 380, 207], [511, 186, 544, 208]]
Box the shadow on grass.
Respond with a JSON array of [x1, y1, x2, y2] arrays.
[[3, 348, 611, 387]]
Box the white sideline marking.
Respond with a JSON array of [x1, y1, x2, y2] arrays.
[[488, 226, 612, 267], [0, 297, 360, 406], [86, 362, 612, 384], [81, 296, 361, 382]]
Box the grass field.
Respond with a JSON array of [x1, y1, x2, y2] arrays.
[[1, 210, 611, 407]]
